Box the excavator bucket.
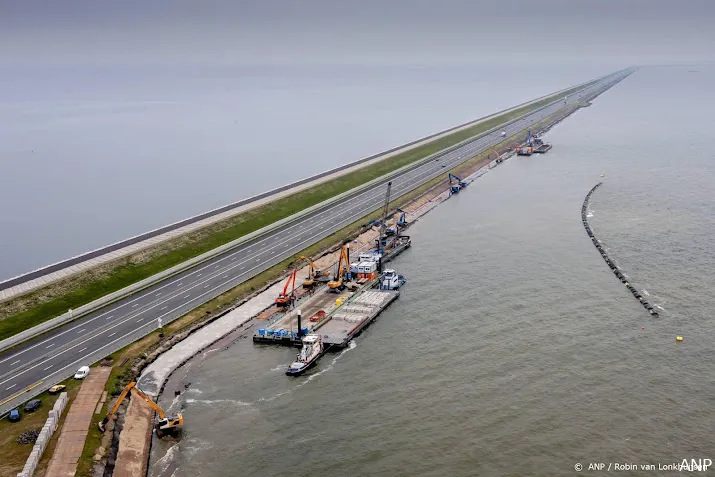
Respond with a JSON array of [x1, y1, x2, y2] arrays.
[[98, 417, 109, 432]]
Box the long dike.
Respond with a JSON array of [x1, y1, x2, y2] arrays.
[[581, 183, 659, 317], [0, 69, 636, 421]]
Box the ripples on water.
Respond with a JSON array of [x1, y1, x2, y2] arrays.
[[150, 67, 715, 477]]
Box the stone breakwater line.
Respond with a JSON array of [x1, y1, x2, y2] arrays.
[[581, 182, 659, 317]]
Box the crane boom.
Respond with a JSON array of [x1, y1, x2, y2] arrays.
[[377, 182, 392, 254]]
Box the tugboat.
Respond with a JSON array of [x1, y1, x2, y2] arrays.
[[380, 269, 406, 290], [286, 334, 324, 376]]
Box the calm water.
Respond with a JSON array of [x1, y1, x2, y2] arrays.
[[146, 66, 714, 477], [0, 63, 610, 279]]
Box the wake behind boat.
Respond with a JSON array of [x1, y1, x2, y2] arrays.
[[286, 334, 324, 376]]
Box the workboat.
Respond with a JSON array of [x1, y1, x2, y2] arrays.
[[380, 269, 406, 290], [286, 334, 324, 376]]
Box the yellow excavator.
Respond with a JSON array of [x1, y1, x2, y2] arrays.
[[98, 381, 183, 438], [299, 255, 330, 288], [327, 246, 350, 292]]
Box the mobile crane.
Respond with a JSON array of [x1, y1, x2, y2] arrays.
[[327, 245, 350, 292], [275, 269, 297, 307], [98, 382, 183, 438], [299, 255, 330, 288]]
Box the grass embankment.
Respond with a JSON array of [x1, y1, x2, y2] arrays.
[[0, 81, 595, 342]]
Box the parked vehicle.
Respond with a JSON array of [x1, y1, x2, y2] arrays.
[[9, 409, 21, 422], [74, 366, 90, 379], [49, 384, 66, 394], [24, 399, 41, 412]]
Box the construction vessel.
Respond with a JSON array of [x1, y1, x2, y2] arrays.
[[516, 130, 552, 155], [99, 382, 183, 438], [531, 133, 553, 154], [254, 181, 408, 355]]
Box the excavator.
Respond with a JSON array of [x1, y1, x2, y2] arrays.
[[98, 381, 183, 438], [299, 255, 330, 289], [327, 246, 350, 292], [448, 173, 467, 195], [385, 209, 407, 236], [275, 269, 297, 307]]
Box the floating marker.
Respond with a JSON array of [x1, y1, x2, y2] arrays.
[[676, 336, 683, 342]]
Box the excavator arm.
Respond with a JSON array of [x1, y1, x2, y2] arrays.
[[98, 381, 182, 437], [327, 246, 349, 290]]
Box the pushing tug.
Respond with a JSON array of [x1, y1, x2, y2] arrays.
[[286, 334, 324, 376], [380, 269, 406, 290]]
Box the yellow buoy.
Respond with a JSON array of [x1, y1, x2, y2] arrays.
[[676, 336, 683, 342]]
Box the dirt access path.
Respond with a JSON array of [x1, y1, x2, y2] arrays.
[[44, 367, 111, 477]]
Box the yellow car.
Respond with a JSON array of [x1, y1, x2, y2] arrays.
[[48, 385, 66, 395]]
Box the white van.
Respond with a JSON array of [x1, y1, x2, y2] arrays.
[[74, 366, 90, 379]]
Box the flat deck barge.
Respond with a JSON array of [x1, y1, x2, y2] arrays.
[[533, 143, 552, 153], [319, 289, 399, 348]]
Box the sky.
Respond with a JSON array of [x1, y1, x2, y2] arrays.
[[1, 0, 713, 278], [2, 0, 713, 67]]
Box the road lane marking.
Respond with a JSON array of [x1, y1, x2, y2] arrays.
[[204, 285, 210, 289], [108, 332, 116, 337], [198, 273, 202, 277], [6, 384, 16, 390], [79, 347, 87, 353], [132, 304, 139, 307], [184, 294, 190, 298], [137, 318, 144, 323], [156, 293, 162, 296], [46, 343, 55, 349], [106, 315, 114, 320], [11, 360, 20, 366], [223, 275, 228, 278], [77, 329, 85, 333], [177, 283, 183, 286], [44, 365, 53, 370], [161, 306, 167, 311]]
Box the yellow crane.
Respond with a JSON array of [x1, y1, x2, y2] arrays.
[[299, 255, 330, 288], [98, 381, 183, 438], [327, 246, 349, 292]]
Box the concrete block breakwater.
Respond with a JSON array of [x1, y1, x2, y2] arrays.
[[581, 183, 659, 317]]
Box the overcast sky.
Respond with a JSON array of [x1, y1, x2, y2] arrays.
[[2, 0, 713, 67]]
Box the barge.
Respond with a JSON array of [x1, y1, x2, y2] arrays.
[[318, 289, 400, 348]]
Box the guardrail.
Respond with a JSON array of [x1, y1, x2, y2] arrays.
[[0, 70, 632, 355], [0, 74, 607, 295], [0, 70, 633, 416]]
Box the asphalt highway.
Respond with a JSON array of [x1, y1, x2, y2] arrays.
[[0, 71, 632, 407]]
